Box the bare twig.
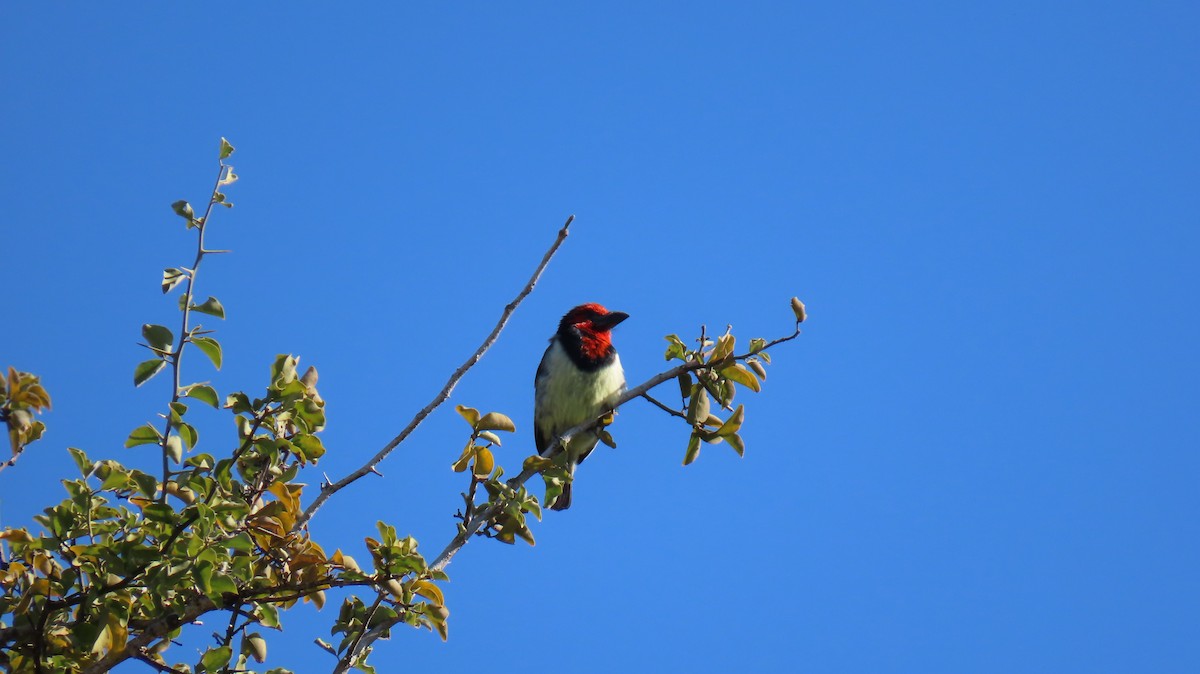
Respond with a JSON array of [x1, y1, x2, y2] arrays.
[[642, 392, 686, 419], [335, 324, 803, 667], [294, 215, 575, 532], [132, 652, 190, 674]]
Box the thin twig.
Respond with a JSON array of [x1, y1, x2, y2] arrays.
[[293, 215, 576, 532], [132, 652, 190, 674], [642, 392, 686, 419]]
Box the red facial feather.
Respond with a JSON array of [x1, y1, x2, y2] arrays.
[[577, 329, 613, 362], [564, 303, 615, 362]]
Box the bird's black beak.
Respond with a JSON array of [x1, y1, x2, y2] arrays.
[[594, 311, 629, 331]]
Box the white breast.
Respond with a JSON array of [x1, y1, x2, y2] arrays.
[[535, 338, 625, 458]]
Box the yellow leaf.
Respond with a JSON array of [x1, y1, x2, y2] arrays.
[[718, 405, 745, 436], [455, 405, 480, 428], [721, 364, 761, 392], [412, 579, 444, 605], [473, 447, 494, 477]]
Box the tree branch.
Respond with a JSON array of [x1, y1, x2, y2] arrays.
[[158, 159, 229, 501], [132, 652, 190, 674], [294, 215, 575, 532], [81, 595, 217, 674], [333, 323, 803, 668]]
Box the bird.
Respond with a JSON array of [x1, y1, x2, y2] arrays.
[[534, 303, 628, 510]]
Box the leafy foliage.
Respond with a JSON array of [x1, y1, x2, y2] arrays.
[[0, 138, 804, 673], [0, 368, 52, 472]]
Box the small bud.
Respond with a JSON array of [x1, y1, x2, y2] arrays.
[[301, 366, 319, 389], [384, 578, 406, 599], [677, 372, 692, 401], [8, 409, 32, 432], [686, 388, 710, 426], [790, 297, 807, 323], [245, 634, 267, 663], [165, 435, 183, 464], [748, 359, 767, 380]]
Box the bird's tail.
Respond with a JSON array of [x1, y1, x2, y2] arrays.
[[550, 481, 572, 511], [550, 460, 577, 511]]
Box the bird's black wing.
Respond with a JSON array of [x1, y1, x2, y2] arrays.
[[533, 342, 553, 455]]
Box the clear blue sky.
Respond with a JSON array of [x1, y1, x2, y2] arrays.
[[3, 3, 1197, 672]]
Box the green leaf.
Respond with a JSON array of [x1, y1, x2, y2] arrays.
[[124, 423, 161, 448], [184, 384, 219, 408], [294, 434, 325, 462], [201, 645, 232, 672], [677, 372, 692, 400], [664, 334, 688, 361], [255, 603, 281, 629], [100, 467, 131, 491], [69, 447, 91, 476], [162, 267, 187, 294], [686, 386, 710, 425], [171, 200, 194, 220], [142, 324, 175, 351], [726, 433, 745, 457], [718, 405, 745, 436], [191, 336, 223, 370], [228, 532, 254, 553], [219, 137, 236, 160], [191, 296, 226, 319], [269, 354, 298, 386], [133, 359, 167, 387], [683, 432, 701, 465], [209, 573, 237, 600], [131, 470, 158, 497], [142, 502, 175, 523], [177, 422, 198, 449], [476, 412, 516, 433], [185, 453, 215, 470], [225, 391, 252, 413]]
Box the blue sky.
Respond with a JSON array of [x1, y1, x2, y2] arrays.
[[3, 2, 1197, 672]]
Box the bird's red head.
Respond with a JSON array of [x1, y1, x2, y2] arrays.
[[558, 303, 630, 362]]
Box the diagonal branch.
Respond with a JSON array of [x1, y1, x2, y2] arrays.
[[294, 215, 576, 532], [333, 324, 803, 670]]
